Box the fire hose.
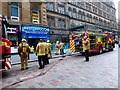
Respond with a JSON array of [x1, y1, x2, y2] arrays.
[[2, 57, 64, 88]]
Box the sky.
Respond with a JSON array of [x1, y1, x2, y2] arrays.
[[114, 0, 120, 19]]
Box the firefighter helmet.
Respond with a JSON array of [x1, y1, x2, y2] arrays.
[[22, 39, 26, 42], [47, 40, 50, 43]]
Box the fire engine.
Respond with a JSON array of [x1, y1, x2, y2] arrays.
[[0, 15, 12, 71], [69, 24, 115, 54]]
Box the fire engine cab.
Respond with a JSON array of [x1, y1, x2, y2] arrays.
[[0, 15, 12, 71]]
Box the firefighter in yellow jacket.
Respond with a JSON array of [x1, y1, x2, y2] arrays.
[[83, 36, 89, 62], [47, 40, 52, 59], [18, 39, 30, 70], [36, 39, 46, 69], [59, 41, 64, 55]]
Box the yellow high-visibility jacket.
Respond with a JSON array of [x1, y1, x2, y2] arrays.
[[59, 42, 64, 49], [83, 39, 89, 51], [36, 42, 46, 56]]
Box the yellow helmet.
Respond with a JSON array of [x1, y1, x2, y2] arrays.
[[47, 40, 50, 43], [22, 39, 26, 42]]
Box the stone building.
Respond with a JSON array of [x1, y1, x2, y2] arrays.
[[46, 0, 117, 46], [1, 2, 48, 53]]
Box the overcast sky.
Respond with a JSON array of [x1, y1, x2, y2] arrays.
[[114, 0, 120, 19]]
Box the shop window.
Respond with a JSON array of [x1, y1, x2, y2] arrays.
[[32, 10, 39, 24], [10, 2, 19, 21]]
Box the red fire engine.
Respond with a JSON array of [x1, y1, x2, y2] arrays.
[[0, 15, 12, 71], [69, 24, 115, 54], [69, 32, 115, 54]]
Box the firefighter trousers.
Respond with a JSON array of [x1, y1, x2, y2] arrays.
[[45, 54, 49, 65], [38, 55, 45, 68], [85, 50, 89, 61], [55, 48, 59, 54], [20, 54, 28, 69], [60, 49, 64, 55]]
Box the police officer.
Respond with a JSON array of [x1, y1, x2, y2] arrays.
[[83, 36, 89, 62], [59, 41, 64, 55], [18, 39, 30, 70], [36, 39, 46, 69]]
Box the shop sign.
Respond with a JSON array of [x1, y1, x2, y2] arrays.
[[22, 26, 49, 34], [7, 27, 18, 35]]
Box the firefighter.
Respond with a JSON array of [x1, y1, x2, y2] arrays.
[[36, 39, 46, 69], [59, 41, 64, 55], [44, 39, 49, 65], [47, 40, 52, 59], [30, 46, 34, 53], [18, 39, 30, 70], [83, 36, 89, 62], [55, 41, 59, 55]]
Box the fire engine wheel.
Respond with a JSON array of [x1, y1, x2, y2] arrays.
[[99, 47, 103, 54]]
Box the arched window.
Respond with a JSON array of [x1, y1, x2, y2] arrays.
[[78, 10, 82, 20], [10, 2, 19, 20], [68, 7, 72, 17], [73, 8, 77, 18]]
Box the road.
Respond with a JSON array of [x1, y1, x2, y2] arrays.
[[1, 45, 119, 88]]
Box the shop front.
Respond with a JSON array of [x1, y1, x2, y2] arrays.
[[7, 25, 19, 53], [22, 25, 50, 48]]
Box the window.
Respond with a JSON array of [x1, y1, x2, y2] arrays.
[[58, 4, 65, 14], [32, 10, 39, 24], [46, 2, 54, 11], [73, 8, 77, 18], [78, 11, 82, 20], [68, 7, 72, 17], [10, 2, 19, 21], [47, 16, 55, 27], [58, 18, 66, 28]]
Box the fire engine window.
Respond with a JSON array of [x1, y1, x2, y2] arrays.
[[89, 35, 95, 39]]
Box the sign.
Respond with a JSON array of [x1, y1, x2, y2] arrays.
[[22, 26, 50, 39]]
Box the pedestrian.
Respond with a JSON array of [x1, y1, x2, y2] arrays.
[[55, 41, 59, 55], [18, 39, 30, 70], [47, 40, 52, 59], [59, 41, 64, 55], [36, 39, 46, 69], [83, 36, 89, 62]]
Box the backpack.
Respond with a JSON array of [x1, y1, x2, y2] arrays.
[[18, 43, 30, 54]]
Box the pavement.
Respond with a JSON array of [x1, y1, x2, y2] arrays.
[[1, 45, 119, 88], [11, 49, 75, 65]]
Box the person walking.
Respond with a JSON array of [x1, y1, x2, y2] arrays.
[[36, 39, 46, 69], [59, 41, 64, 55], [18, 39, 30, 70], [83, 36, 89, 62], [55, 41, 59, 55]]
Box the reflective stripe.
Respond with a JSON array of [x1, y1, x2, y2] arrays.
[[2, 42, 7, 46], [38, 53, 45, 56], [70, 40, 75, 52]]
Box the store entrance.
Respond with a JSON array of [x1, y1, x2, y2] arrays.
[[28, 38, 40, 49]]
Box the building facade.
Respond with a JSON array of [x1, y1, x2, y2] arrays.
[[46, 0, 117, 48], [1, 2, 48, 53]]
